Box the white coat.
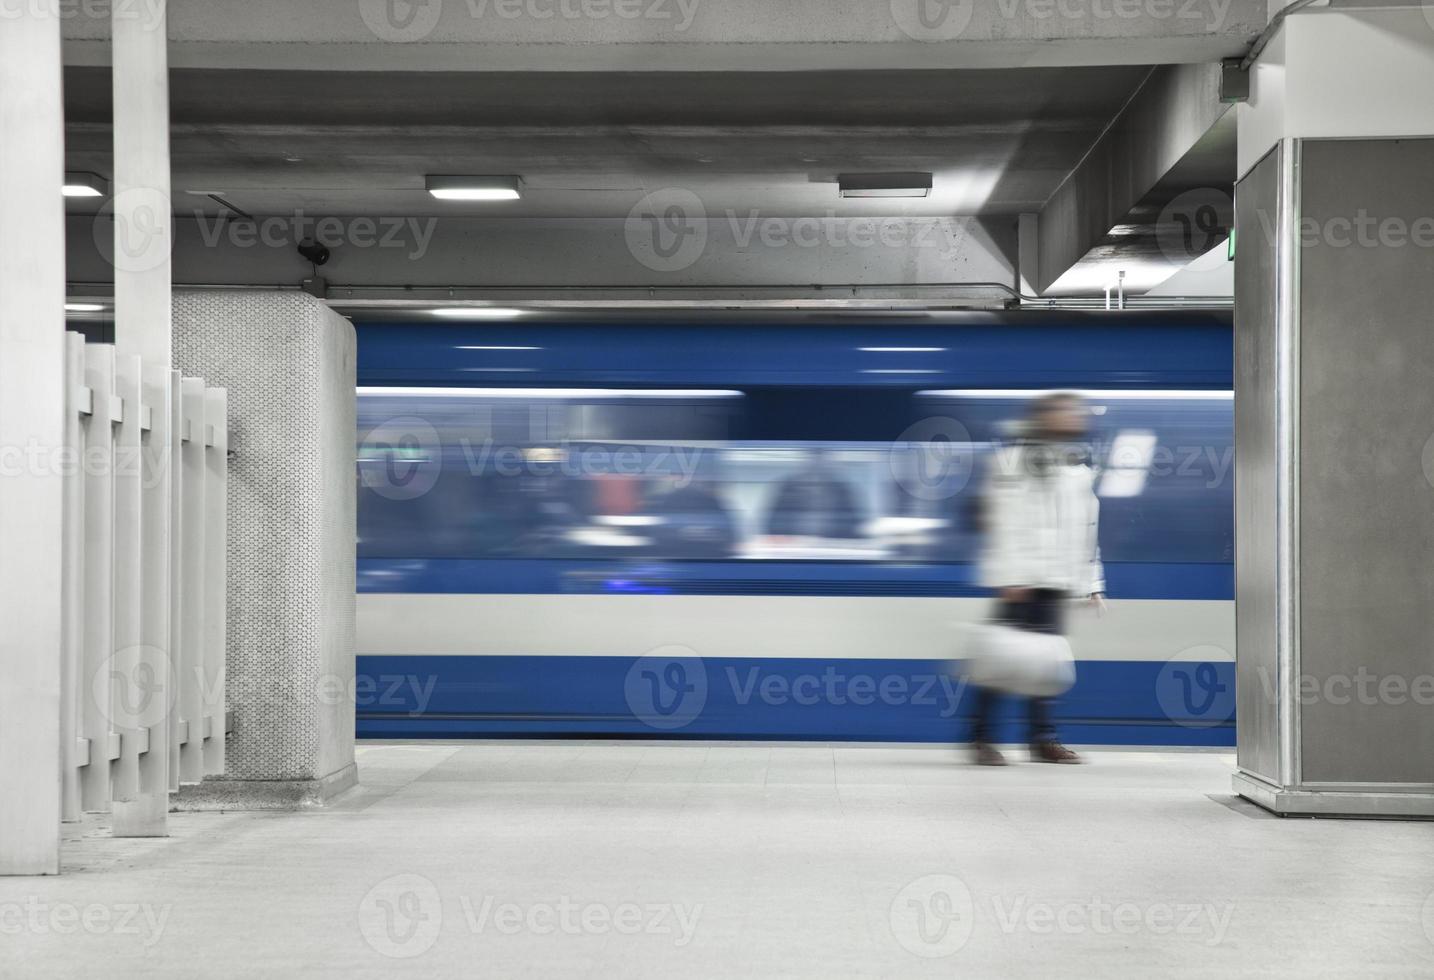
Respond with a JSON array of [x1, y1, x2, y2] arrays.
[[979, 441, 1105, 596]]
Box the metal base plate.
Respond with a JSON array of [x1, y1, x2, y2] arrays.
[[1233, 771, 1434, 820]]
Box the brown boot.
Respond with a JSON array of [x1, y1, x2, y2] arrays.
[[1030, 741, 1082, 764], [972, 742, 1007, 766]]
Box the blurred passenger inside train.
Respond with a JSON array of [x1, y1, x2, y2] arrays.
[[643, 473, 739, 559], [472, 468, 580, 556], [971, 392, 1106, 767], [761, 447, 865, 541]]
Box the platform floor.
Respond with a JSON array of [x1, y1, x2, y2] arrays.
[[5, 742, 1433, 978]]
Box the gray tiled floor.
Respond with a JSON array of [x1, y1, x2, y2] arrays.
[[5, 742, 1434, 978]]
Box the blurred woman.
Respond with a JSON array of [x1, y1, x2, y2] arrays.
[[971, 392, 1105, 766]]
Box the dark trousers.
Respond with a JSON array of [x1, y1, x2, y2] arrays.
[[970, 588, 1067, 746]]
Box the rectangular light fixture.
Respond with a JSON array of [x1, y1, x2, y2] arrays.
[[63, 172, 107, 198], [431, 307, 526, 319], [425, 175, 522, 201], [837, 172, 932, 199]]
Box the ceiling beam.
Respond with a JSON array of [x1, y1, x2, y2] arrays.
[[63, 0, 1265, 71]]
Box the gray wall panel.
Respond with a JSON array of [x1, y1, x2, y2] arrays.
[[1233, 147, 1282, 783], [1297, 138, 1434, 786]]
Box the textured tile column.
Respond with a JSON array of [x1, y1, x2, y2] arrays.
[[173, 290, 357, 807]]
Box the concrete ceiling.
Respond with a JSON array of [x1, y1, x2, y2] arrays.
[[1047, 106, 1235, 294], [64, 65, 1154, 220], [58, 0, 1266, 72]]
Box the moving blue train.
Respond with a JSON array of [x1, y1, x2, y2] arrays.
[[354, 312, 1236, 745]]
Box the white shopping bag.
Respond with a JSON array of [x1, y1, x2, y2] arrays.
[[958, 622, 1076, 698]]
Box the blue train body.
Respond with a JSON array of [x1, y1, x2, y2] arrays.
[[354, 313, 1236, 744]]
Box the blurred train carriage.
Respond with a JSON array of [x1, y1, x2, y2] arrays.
[[354, 313, 1235, 744]]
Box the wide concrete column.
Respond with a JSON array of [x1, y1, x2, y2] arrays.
[[172, 290, 357, 808], [1231, 6, 1434, 817], [0, 4, 66, 876]]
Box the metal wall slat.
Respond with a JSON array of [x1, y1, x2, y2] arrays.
[[59, 333, 87, 823], [178, 378, 208, 783], [59, 335, 229, 837], [202, 388, 228, 776], [112, 362, 175, 837], [78, 344, 117, 813], [109, 354, 144, 805], [168, 370, 184, 793]]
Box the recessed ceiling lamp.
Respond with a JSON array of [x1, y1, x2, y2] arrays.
[[430, 307, 526, 318], [62, 172, 107, 198], [64, 302, 106, 313], [425, 175, 522, 201], [837, 172, 933, 199]]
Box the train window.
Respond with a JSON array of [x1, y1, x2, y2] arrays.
[[357, 386, 959, 563], [1097, 430, 1159, 498], [356, 386, 1232, 567], [916, 390, 1235, 566]]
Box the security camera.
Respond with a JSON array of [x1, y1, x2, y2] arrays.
[[297, 238, 330, 266]]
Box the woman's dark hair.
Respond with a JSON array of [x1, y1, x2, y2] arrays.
[[1022, 391, 1087, 444], [1027, 391, 1082, 420]]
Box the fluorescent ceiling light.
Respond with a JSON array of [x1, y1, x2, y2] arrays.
[[859, 346, 946, 352], [430, 307, 526, 319], [838, 172, 932, 199], [64, 302, 105, 313], [457, 345, 541, 350], [62, 172, 107, 198], [425, 175, 522, 201]]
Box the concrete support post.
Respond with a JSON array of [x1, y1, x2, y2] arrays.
[[111, 0, 173, 366], [0, 7, 66, 875], [171, 291, 358, 809], [110, 0, 173, 836], [1231, 8, 1434, 817]]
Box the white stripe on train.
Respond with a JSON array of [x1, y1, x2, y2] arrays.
[[358, 594, 1234, 663]]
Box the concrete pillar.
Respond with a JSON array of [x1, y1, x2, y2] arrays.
[[111, 0, 172, 366], [0, 7, 65, 874], [109, 0, 174, 839], [1231, 7, 1434, 817], [171, 291, 357, 808]]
